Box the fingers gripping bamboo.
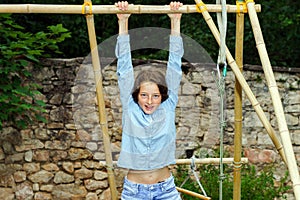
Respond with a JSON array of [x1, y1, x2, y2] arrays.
[[194, 0, 287, 164], [84, 1, 118, 199], [247, 2, 300, 199]]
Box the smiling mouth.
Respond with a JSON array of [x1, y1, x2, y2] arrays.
[[145, 104, 154, 111]]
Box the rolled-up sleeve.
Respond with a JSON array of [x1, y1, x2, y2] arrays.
[[116, 35, 132, 76], [169, 36, 184, 58], [166, 36, 184, 107], [115, 35, 134, 108]]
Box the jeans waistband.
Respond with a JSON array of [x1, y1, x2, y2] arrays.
[[124, 174, 174, 189]]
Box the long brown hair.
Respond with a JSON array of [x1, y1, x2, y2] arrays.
[[132, 69, 168, 104]]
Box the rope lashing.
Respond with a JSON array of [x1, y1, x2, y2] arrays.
[[236, 1, 247, 14], [196, 1, 208, 13], [82, 2, 92, 15], [233, 161, 243, 168]]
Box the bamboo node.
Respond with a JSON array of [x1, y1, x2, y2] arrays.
[[268, 85, 278, 89], [82, 2, 92, 15], [279, 129, 289, 135], [93, 69, 101, 73], [26, 4, 30, 13], [196, 1, 207, 13], [276, 145, 283, 152], [252, 101, 260, 108], [236, 1, 247, 14], [293, 182, 300, 187], [234, 118, 243, 122], [227, 59, 235, 66]]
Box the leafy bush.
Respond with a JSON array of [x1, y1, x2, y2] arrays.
[[175, 164, 291, 200], [0, 14, 71, 130]]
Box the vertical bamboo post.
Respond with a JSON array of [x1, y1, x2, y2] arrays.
[[83, 0, 118, 199], [233, 2, 245, 199], [246, 1, 300, 199], [193, 0, 287, 164]]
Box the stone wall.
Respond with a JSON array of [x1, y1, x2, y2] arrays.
[[0, 58, 299, 200]]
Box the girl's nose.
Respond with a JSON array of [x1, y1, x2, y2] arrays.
[[147, 95, 152, 104]]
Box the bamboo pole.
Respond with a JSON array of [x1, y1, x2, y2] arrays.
[[0, 4, 261, 14], [193, 0, 287, 164], [176, 187, 211, 200], [233, 2, 245, 200], [175, 158, 248, 165], [246, 2, 300, 199], [84, 0, 118, 199], [100, 158, 248, 166]]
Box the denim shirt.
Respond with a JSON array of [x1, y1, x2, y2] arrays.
[[115, 34, 184, 170]]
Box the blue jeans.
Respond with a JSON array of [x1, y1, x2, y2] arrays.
[[121, 175, 182, 200]]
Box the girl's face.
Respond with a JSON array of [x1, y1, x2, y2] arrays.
[[138, 82, 162, 115]]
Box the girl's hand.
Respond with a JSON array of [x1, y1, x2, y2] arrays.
[[115, 1, 131, 21], [168, 2, 183, 20], [168, 2, 183, 36], [115, 1, 131, 34]]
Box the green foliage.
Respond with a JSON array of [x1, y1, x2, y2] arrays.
[[255, 75, 263, 83], [0, 14, 71, 130], [175, 164, 291, 200], [240, 166, 290, 200], [259, 0, 300, 67], [1, 0, 299, 68], [3, 0, 299, 67]]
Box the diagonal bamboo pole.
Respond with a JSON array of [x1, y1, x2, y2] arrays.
[[176, 187, 211, 200], [233, 2, 245, 199], [84, 1, 118, 199], [246, 1, 300, 199], [0, 4, 261, 14], [193, 0, 287, 164]]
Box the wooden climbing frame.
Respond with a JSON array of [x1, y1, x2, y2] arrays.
[[0, 1, 299, 199]]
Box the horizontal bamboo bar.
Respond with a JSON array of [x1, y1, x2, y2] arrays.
[[0, 4, 261, 14], [100, 158, 248, 166], [176, 187, 211, 200], [176, 157, 248, 165]]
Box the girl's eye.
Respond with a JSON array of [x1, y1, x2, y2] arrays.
[[140, 93, 148, 98], [153, 94, 160, 99]]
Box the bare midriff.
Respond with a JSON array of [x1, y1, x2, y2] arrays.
[[127, 166, 171, 184]]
